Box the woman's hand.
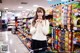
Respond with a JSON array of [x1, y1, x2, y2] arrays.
[[36, 19, 42, 23], [36, 19, 40, 22], [34, 19, 40, 27], [34, 22, 38, 28], [35, 19, 43, 28]]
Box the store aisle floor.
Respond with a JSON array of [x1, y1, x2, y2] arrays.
[[0, 31, 29, 53]]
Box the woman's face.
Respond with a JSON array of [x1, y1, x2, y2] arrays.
[[37, 10, 44, 19]]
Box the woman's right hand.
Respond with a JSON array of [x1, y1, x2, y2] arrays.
[[35, 22, 38, 28], [35, 19, 40, 27]]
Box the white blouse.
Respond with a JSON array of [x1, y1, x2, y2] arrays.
[[30, 19, 49, 41]]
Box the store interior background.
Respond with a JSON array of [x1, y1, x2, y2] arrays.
[[0, 0, 80, 53]]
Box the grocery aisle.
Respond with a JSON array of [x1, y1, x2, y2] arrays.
[[0, 31, 29, 53]]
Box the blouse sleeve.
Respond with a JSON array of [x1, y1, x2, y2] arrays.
[[30, 25, 36, 35], [29, 19, 36, 35], [41, 20, 49, 35]]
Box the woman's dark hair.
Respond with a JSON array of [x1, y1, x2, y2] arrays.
[[32, 7, 46, 26]]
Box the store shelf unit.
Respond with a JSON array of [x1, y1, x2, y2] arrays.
[[50, 4, 66, 52], [7, 19, 15, 31], [15, 17, 32, 51], [50, 2, 78, 52], [72, 2, 80, 52], [50, 27, 66, 52]]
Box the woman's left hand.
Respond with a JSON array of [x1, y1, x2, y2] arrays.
[[39, 19, 42, 23], [39, 20, 43, 26]]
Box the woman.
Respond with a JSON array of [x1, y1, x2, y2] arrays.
[[30, 7, 49, 53]]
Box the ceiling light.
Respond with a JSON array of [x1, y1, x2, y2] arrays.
[[18, 6, 23, 8], [47, 0, 52, 1], [26, 9, 30, 11], [4, 8, 8, 9], [12, 9, 15, 10], [7, 12, 13, 14], [39, 6, 43, 7], [61, 0, 68, 2], [33, 5, 39, 7], [22, 11, 26, 12]]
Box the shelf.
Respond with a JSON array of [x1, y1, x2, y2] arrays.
[[16, 33, 30, 51], [17, 29, 28, 37], [17, 18, 23, 20], [17, 26, 22, 29], [8, 21, 15, 23], [8, 26, 14, 28], [15, 17, 33, 52], [18, 22, 23, 24], [74, 30, 80, 32], [8, 24, 15, 26], [23, 22, 26, 24], [18, 20, 22, 22]]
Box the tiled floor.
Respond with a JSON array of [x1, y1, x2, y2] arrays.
[[0, 31, 29, 53]]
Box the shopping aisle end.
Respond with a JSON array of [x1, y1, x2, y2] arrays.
[[0, 31, 29, 53]]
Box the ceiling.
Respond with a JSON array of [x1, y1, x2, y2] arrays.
[[0, 0, 52, 11]]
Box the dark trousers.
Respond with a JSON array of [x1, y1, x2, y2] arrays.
[[31, 39, 47, 53]]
